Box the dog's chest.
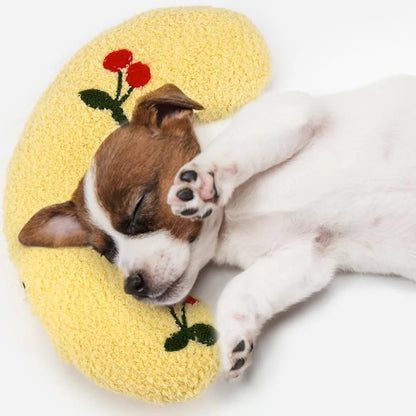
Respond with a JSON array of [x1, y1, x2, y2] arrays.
[[213, 170, 317, 268], [214, 212, 290, 268]]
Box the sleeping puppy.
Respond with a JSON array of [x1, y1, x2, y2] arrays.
[[19, 77, 416, 379]]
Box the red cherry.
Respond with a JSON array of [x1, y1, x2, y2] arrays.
[[126, 62, 151, 88], [185, 295, 198, 305], [103, 49, 133, 72]]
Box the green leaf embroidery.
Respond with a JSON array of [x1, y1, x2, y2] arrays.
[[188, 323, 218, 346], [110, 106, 129, 126], [79, 89, 129, 126], [79, 89, 118, 110], [164, 329, 190, 352], [164, 303, 218, 352]]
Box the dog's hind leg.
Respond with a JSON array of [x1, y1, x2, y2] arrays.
[[216, 234, 337, 380]]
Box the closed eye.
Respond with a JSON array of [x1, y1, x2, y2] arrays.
[[120, 192, 152, 236], [132, 193, 146, 223]]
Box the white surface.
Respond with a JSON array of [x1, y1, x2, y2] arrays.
[[1, 0, 416, 415]]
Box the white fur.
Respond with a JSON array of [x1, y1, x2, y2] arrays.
[[89, 75, 416, 379], [170, 75, 416, 378]]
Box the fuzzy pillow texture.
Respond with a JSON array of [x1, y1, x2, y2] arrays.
[[4, 7, 271, 404]]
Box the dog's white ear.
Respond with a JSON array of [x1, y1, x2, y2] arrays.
[[131, 83, 204, 128], [19, 201, 88, 247]]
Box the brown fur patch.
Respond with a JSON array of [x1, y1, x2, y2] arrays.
[[93, 85, 204, 241]]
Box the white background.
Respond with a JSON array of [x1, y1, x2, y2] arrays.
[[2, 0, 416, 415]]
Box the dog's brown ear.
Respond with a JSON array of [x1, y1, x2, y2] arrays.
[[131, 83, 204, 129], [18, 201, 88, 247]]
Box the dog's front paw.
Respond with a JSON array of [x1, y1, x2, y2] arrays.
[[167, 157, 238, 220], [167, 161, 220, 220], [217, 304, 259, 380]]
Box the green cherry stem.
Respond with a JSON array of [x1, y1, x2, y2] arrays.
[[118, 86, 134, 105], [181, 303, 188, 328], [169, 306, 184, 329], [115, 71, 123, 101]]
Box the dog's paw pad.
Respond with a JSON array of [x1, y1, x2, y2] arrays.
[[176, 188, 194, 202], [180, 170, 198, 183], [224, 337, 255, 380], [167, 164, 219, 220], [177, 168, 218, 203], [230, 357, 246, 371], [201, 208, 213, 218], [180, 207, 198, 216], [232, 339, 246, 353]]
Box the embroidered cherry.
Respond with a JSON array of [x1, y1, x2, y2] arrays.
[[79, 49, 152, 126], [126, 62, 151, 88], [185, 295, 198, 305], [103, 49, 133, 72]]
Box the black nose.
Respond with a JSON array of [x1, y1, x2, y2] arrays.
[[124, 273, 148, 298]]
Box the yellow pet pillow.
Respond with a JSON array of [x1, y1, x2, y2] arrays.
[[4, 7, 271, 403]]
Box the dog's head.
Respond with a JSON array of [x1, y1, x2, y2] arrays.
[[19, 84, 218, 305]]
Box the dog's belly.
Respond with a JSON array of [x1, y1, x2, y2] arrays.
[[214, 76, 416, 272]]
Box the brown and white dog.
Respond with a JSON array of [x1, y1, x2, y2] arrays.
[[19, 78, 416, 379]]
